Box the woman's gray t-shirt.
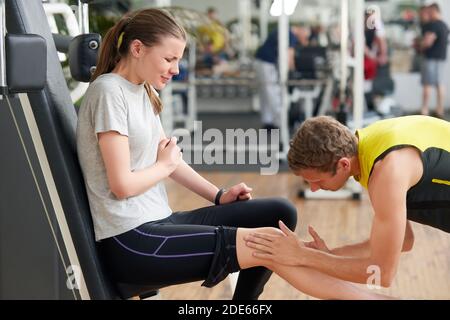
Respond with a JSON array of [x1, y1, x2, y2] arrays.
[[76, 73, 172, 241]]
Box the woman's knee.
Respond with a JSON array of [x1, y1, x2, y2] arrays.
[[267, 198, 298, 231], [236, 227, 281, 270], [256, 226, 285, 237]]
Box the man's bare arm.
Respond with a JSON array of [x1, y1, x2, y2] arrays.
[[421, 32, 437, 50], [330, 221, 414, 257]]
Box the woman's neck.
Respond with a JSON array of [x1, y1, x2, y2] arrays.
[[112, 59, 144, 85]]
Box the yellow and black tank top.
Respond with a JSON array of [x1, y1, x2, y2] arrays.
[[356, 115, 450, 233]]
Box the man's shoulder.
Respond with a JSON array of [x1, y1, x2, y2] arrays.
[[371, 151, 401, 176], [428, 20, 449, 32], [439, 20, 450, 34], [376, 147, 421, 168], [437, 19, 449, 27], [369, 147, 423, 190]]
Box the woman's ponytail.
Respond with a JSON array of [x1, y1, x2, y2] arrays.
[[91, 16, 131, 82]]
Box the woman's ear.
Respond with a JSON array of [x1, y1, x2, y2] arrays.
[[129, 39, 145, 58]]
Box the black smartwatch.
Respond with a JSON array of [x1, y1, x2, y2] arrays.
[[214, 188, 226, 205]]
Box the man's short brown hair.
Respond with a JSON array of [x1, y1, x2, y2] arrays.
[[428, 3, 440, 13], [287, 116, 358, 173]]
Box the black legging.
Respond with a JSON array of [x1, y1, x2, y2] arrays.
[[99, 197, 297, 300]]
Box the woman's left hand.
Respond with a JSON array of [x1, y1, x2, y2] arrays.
[[220, 183, 252, 204]]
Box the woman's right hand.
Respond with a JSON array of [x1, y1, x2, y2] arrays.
[[157, 137, 182, 174]]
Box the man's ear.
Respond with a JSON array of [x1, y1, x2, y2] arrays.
[[129, 39, 145, 58], [338, 157, 351, 171]]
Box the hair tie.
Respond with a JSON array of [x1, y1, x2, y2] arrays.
[[117, 32, 125, 49]]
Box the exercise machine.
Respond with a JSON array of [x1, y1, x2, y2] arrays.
[[0, 0, 158, 300]]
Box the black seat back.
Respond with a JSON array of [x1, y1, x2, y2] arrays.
[[3, 0, 161, 300]]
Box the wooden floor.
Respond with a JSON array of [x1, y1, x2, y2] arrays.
[[160, 171, 450, 300]]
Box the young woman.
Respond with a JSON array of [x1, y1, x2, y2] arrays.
[[76, 8, 391, 300]]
